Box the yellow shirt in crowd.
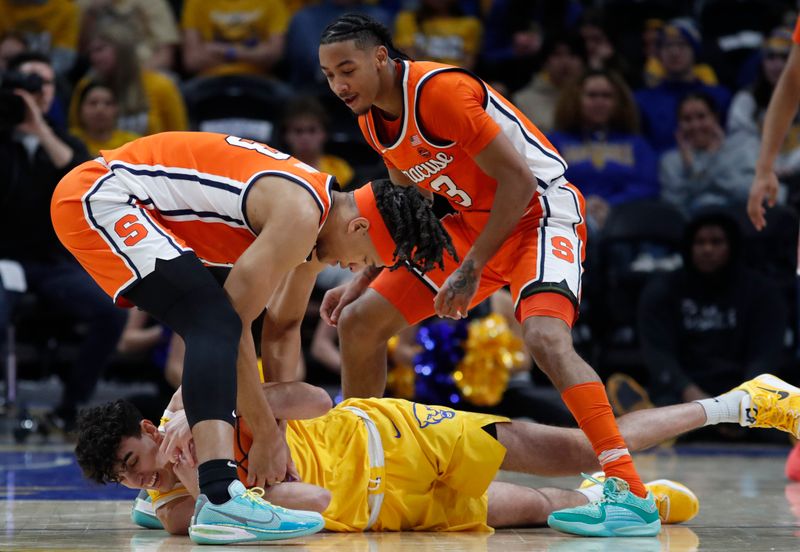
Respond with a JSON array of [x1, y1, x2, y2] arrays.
[[0, 0, 79, 52], [69, 127, 141, 157], [394, 11, 483, 68], [181, 0, 289, 77]]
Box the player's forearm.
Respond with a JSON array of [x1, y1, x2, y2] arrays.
[[757, 45, 800, 172], [261, 323, 302, 382], [262, 382, 332, 419], [236, 332, 280, 438], [466, 171, 535, 268]]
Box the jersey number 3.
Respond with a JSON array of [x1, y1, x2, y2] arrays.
[[431, 175, 473, 207]]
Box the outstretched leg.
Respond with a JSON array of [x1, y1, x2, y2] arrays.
[[487, 482, 586, 528], [497, 401, 708, 476]]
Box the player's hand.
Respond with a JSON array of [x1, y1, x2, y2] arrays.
[[748, 169, 780, 231], [434, 259, 480, 319], [172, 452, 200, 497], [320, 280, 367, 326], [246, 430, 289, 487], [158, 410, 196, 468]]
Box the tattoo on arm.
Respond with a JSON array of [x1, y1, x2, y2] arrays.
[[446, 260, 478, 305]]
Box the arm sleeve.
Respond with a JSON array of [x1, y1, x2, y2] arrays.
[[417, 72, 501, 157], [637, 275, 692, 397]]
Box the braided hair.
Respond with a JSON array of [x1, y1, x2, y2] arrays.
[[320, 13, 410, 59], [372, 179, 458, 274]]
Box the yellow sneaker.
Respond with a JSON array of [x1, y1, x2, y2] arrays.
[[645, 479, 699, 524], [734, 374, 800, 438], [580, 473, 699, 524]]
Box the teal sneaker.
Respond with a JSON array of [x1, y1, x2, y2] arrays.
[[131, 489, 164, 530], [189, 480, 325, 544], [548, 474, 661, 537]]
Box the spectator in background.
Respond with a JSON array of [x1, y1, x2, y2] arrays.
[[636, 18, 732, 153], [643, 18, 719, 88], [512, 34, 585, 133], [0, 31, 28, 71], [638, 211, 785, 412], [285, 0, 391, 91], [660, 92, 760, 215], [0, 0, 79, 76], [181, 0, 288, 78], [69, 80, 140, 156], [0, 52, 126, 431], [281, 96, 354, 188], [550, 69, 658, 230], [577, 10, 631, 82], [76, 0, 179, 73], [729, 27, 800, 181], [69, 24, 187, 136], [393, 0, 482, 70]]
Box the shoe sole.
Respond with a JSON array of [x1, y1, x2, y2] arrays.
[[189, 521, 323, 544], [644, 479, 699, 523], [547, 516, 661, 537]]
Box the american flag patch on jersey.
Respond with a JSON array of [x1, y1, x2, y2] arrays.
[[409, 134, 421, 146]]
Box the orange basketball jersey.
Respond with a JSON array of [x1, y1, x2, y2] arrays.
[[358, 60, 568, 213], [93, 131, 335, 267]]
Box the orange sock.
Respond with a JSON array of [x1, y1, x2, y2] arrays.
[[562, 381, 647, 498]]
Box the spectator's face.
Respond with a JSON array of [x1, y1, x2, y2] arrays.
[[320, 40, 386, 116], [580, 24, 610, 60], [691, 224, 730, 274], [659, 36, 694, 77], [0, 36, 26, 71], [80, 86, 118, 134], [284, 115, 326, 160], [546, 44, 583, 87], [89, 38, 117, 76], [19, 60, 55, 112], [580, 75, 616, 128], [763, 49, 788, 86], [678, 98, 718, 150]]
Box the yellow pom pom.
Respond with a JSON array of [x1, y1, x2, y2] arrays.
[[454, 314, 524, 406]]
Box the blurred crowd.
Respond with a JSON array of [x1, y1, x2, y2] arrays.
[[1, 0, 799, 443]]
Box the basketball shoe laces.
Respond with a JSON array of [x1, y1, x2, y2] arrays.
[[753, 393, 800, 435], [581, 473, 628, 503]]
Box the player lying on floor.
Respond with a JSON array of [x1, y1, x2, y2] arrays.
[[75, 374, 799, 537]]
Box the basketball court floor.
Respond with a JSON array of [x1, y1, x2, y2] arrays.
[[2, 438, 799, 552]]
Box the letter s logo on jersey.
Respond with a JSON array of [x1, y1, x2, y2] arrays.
[[401, 152, 455, 184]]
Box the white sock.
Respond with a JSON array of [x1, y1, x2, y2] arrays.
[[577, 484, 604, 503], [695, 390, 748, 426]]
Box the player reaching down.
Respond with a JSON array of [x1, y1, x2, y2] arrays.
[[50, 131, 455, 544]]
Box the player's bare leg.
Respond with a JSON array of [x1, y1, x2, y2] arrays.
[[487, 482, 586, 528], [338, 290, 409, 398], [496, 402, 707, 476]]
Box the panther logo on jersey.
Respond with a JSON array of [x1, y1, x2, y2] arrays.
[[413, 403, 456, 428]]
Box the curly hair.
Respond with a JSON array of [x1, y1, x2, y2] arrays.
[[371, 179, 458, 273], [75, 400, 144, 485], [320, 13, 410, 59]]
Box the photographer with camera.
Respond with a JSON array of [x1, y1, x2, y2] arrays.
[[0, 52, 126, 432]]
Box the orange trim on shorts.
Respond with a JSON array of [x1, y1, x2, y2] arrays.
[[516, 291, 577, 327]]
